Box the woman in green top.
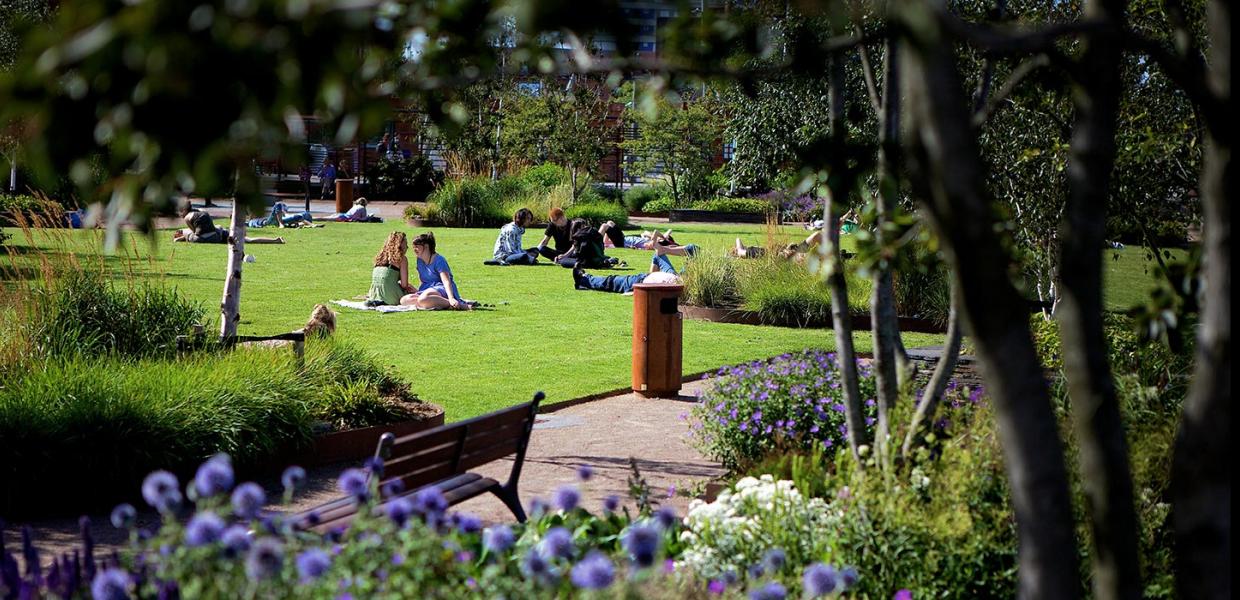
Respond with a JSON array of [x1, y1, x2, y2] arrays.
[[367, 232, 417, 305]]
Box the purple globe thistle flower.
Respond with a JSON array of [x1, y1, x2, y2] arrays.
[[802, 563, 839, 597], [363, 457, 385, 479], [245, 538, 284, 581], [141, 471, 182, 514], [621, 523, 661, 568], [385, 497, 414, 527], [654, 505, 679, 530], [539, 527, 574, 560], [231, 483, 267, 520], [296, 548, 332, 582], [893, 590, 913, 600], [413, 487, 448, 516], [454, 513, 482, 535], [90, 568, 130, 600], [184, 512, 225, 547], [337, 469, 369, 500], [520, 547, 554, 582], [840, 566, 859, 589], [552, 485, 580, 512], [483, 525, 515, 553], [529, 497, 550, 517], [109, 504, 136, 530], [193, 455, 234, 498], [221, 525, 251, 557], [576, 464, 594, 481], [708, 580, 727, 595], [281, 466, 306, 493], [381, 479, 406, 498], [569, 552, 615, 590], [747, 563, 765, 579], [763, 547, 787, 572], [602, 495, 620, 513], [749, 581, 788, 600]]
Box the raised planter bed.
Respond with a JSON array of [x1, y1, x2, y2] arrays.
[[682, 305, 948, 334], [669, 209, 771, 224], [276, 403, 445, 468]]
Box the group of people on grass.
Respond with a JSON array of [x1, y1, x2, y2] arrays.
[[172, 198, 378, 244]]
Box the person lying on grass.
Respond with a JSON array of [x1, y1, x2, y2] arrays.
[[572, 245, 683, 294], [556, 218, 626, 269], [410, 232, 473, 310], [485, 207, 539, 266], [328, 196, 370, 222], [605, 223, 704, 255], [173, 202, 284, 244], [728, 231, 826, 261], [247, 202, 314, 228]]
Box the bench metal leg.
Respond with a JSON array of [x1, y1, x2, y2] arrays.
[[492, 484, 526, 522]]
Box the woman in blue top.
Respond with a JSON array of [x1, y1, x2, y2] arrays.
[[410, 232, 471, 310]]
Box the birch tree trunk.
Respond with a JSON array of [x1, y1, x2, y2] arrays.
[[1057, 0, 1142, 594], [898, 8, 1080, 595], [870, 37, 903, 468], [826, 53, 868, 464], [219, 175, 252, 340], [1171, 0, 1231, 594]]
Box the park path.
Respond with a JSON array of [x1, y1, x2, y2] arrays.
[[5, 379, 723, 562]]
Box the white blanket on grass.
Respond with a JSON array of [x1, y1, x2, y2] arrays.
[[331, 299, 421, 313]]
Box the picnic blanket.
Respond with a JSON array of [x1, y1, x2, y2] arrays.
[[331, 300, 421, 313]]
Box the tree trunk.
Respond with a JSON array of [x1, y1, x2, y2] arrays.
[[1058, 0, 1143, 594], [571, 167, 579, 203], [898, 11, 1081, 597], [826, 53, 868, 463], [8, 158, 15, 192], [871, 37, 904, 468], [902, 277, 964, 459], [1171, 0, 1231, 594], [219, 176, 252, 340]]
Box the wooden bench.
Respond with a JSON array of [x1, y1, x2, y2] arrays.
[[301, 392, 543, 532]]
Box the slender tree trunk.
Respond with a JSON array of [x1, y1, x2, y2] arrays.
[[220, 173, 253, 340], [902, 277, 963, 458], [1172, 0, 1231, 594], [899, 10, 1080, 596], [826, 53, 868, 463], [1058, 0, 1143, 594], [871, 37, 903, 468]]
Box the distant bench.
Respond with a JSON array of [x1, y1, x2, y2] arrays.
[[301, 392, 544, 532]]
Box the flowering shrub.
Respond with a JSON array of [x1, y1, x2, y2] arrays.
[[679, 475, 856, 597], [758, 190, 824, 223], [691, 351, 879, 472], [1, 456, 861, 599]]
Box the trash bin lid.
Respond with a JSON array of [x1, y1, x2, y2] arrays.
[[632, 283, 684, 292]]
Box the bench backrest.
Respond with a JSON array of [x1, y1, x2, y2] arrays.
[[379, 393, 543, 492]]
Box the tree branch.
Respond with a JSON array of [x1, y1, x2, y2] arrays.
[[1120, 31, 1222, 132], [944, 16, 1108, 56], [855, 25, 883, 114], [972, 54, 1052, 127]]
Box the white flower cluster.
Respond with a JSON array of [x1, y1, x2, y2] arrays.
[[678, 475, 843, 582]]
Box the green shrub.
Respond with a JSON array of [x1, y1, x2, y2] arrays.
[[564, 202, 629, 227], [643, 197, 678, 214], [428, 177, 503, 227], [17, 267, 206, 360], [368, 155, 443, 200], [892, 263, 952, 325], [740, 260, 834, 325], [517, 163, 570, 190], [692, 197, 774, 215], [624, 184, 668, 213], [591, 183, 623, 203]]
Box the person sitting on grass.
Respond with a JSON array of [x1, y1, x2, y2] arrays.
[[572, 245, 683, 294], [486, 207, 538, 266], [247, 202, 313, 228], [410, 232, 472, 310], [366, 231, 417, 306], [536, 207, 572, 262], [556, 218, 626, 269], [173, 203, 284, 244], [329, 197, 370, 222]]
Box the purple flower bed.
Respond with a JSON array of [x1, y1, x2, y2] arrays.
[[690, 350, 986, 472]]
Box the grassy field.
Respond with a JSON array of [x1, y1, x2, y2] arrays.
[[2, 221, 1169, 421]]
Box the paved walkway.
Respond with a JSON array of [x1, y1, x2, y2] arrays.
[[6, 379, 723, 562]]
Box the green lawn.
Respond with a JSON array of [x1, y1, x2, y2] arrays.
[[2, 221, 1170, 421]]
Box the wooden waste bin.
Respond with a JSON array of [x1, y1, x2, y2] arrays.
[[335, 179, 354, 213], [632, 283, 684, 398]]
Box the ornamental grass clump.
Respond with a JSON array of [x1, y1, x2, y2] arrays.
[[690, 350, 879, 473]]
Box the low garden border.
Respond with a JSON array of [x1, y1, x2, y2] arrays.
[[681, 305, 949, 334], [669, 209, 771, 224]]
